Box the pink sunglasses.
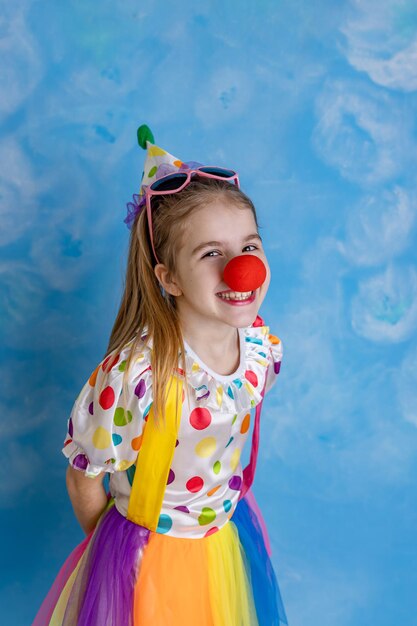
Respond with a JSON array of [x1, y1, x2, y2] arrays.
[[144, 166, 240, 264]]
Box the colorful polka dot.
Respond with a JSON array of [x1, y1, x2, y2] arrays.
[[230, 448, 241, 471], [198, 507, 216, 525], [148, 165, 157, 177], [195, 437, 217, 458], [127, 465, 136, 486], [245, 382, 255, 396], [229, 475, 242, 491], [207, 485, 221, 496], [157, 514, 173, 533], [102, 353, 119, 372], [167, 469, 175, 485], [274, 361, 281, 374], [99, 386, 115, 410], [68, 418, 73, 438], [89, 365, 100, 387], [135, 379, 146, 399], [92, 426, 111, 449], [240, 413, 250, 434], [112, 433, 123, 446], [232, 414, 238, 425], [174, 505, 190, 513], [189, 407, 212, 430], [114, 407, 133, 426], [186, 476, 204, 493], [225, 436, 233, 448], [245, 370, 258, 387], [253, 315, 264, 327], [205, 527, 219, 537], [223, 499, 232, 513], [196, 386, 210, 401], [118, 360, 127, 372], [131, 435, 143, 451], [216, 386, 223, 406], [148, 146, 167, 157], [73, 454, 88, 470], [213, 461, 221, 475], [88, 402, 94, 416], [246, 335, 262, 345], [116, 459, 132, 471]]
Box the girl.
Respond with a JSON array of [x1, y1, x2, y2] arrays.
[[32, 125, 289, 626]]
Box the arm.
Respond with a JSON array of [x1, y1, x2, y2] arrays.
[[66, 465, 108, 535]]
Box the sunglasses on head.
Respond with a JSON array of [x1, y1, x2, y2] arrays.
[[145, 166, 240, 264]]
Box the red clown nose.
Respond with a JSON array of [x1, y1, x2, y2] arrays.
[[223, 255, 267, 292]]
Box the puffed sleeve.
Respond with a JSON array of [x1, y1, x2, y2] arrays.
[[62, 342, 153, 478]]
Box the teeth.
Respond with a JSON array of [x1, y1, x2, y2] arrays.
[[217, 291, 253, 301]]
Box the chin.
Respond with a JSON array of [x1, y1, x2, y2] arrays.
[[226, 309, 260, 329]]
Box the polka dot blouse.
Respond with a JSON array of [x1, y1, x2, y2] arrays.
[[62, 318, 283, 539]]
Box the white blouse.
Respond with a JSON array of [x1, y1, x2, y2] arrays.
[[62, 319, 283, 539]]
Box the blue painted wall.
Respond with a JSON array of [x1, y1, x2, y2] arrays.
[[1, 1, 416, 623]]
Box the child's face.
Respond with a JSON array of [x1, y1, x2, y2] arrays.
[[172, 200, 271, 331]]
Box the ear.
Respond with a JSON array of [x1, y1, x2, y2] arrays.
[[154, 264, 183, 297]]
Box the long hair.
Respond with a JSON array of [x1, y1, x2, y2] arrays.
[[101, 177, 260, 427]]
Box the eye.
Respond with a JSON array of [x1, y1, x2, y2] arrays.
[[243, 244, 258, 252], [202, 250, 221, 258]]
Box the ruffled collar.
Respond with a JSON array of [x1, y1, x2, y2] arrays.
[[181, 324, 272, 413]]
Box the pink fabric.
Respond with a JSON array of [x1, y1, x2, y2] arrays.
[[240, 367, 268, 501], [32, 530, 93, 625]]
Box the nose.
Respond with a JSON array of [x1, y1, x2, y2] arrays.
[[223, 254, 267, 292]]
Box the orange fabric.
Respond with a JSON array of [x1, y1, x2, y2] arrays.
[[133, 531, 214, 626]]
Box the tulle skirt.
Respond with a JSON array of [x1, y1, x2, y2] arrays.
[[32, 495, 288, 626]]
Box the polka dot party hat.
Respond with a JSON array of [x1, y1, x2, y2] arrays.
[[124, 124, 203, 229]]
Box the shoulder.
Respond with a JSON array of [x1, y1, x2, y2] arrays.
[[77, 329, 154, 406], [93, 333, 153, 389]]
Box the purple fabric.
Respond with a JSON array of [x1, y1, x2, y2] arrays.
[[124, 160, 204, 229], [62, 504, 150, 626]]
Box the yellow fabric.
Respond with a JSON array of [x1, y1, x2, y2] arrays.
[[127, 375, 183, 530], [206, 520, 259, 626], [48, 559, 83, 625]]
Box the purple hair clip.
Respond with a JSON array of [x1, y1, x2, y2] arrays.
[[124, 161, 204, 230], [124, 192, 147, 229]]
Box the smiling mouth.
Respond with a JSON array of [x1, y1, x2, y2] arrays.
[[216, 290, 255, 301]]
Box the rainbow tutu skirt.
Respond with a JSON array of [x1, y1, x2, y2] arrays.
[[32, 494, 288, 626]]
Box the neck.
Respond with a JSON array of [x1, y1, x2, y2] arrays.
[[179, 317, 241, 376]]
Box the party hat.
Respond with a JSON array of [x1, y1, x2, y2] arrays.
[[124, 125, 202, 228]]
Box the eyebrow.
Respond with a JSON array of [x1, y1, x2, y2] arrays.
[[191, 233, 262, 256]]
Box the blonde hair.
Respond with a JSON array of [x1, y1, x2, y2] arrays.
[[101, 177, 259, 427]]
